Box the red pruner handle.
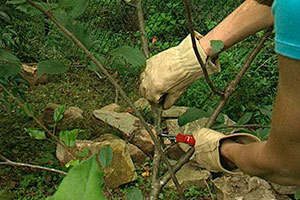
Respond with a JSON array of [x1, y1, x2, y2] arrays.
[[176, 133, 195, 147]]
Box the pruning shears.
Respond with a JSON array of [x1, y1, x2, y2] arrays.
[[158, 133, 196, 147]]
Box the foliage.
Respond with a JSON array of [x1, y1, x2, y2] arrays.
[[126, 188, 144, 200], [24, 128, 46, 140], [48, 156, 106, 200], [98, 145, 113, 168]]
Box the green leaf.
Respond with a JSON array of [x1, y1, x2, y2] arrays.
[[295, 191, 300, 200], [59, 129, 83, 147], [0, 50, 21, 77], [256, 128, 270, 141], [178, 107, 208, 127], [210, 40, 224, 54], [68, 0, 88, 18], [24, 128, 46, 140], [237, 112, 252, 125], [47, 156, 106, 200], [126, 188, 144, 200], [38, 60, 68, 76], [109, 46, 146, 67], [98, 145, 113, 168], [259, 105, 273, 119], [58, 0, 88, 18], [53, 13, 93, 49], [77, 148, 89, 157], [6, 0, 26, 5], [88, 55, 105, 72], [53, 104, 66, 122], [65, 159, 80, 168]]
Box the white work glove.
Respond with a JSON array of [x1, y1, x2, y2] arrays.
[[139, 32, 221, 109]]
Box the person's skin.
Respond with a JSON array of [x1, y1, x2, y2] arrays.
[[199, 0, 300, 185]]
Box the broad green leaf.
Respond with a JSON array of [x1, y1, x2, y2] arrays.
[[47, 155, 106, 200], [210, 40, 224, 54], [53, 104, 66, 122], [77, 148, 89, 157], [178, 107, 208, 127], [68, 0, 88, 18], [259, 105, 273, 119], [295, 191, 300, 200], [0, 49, 20, 64], [0, 62, 21, 77], [126, 188, 143, 200], [65, 159, 80, 168], [38, 60, 68, 76], [88, 55, 105, 72], [109, 46, 146, 67], [98, 145, 113, 168], [237, 112, 252, 125], [24, 128, 46, 140], [59, 129, 83, 147], [256, 128, 270, 141], [53, 13, 93, 49]]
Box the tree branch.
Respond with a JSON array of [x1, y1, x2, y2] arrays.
[[206, 29, 272, 128], [25, 0, 184, 198], [0, 153, 67, 175], [0, 83, 77, 160], [182, 0, 223, 96]]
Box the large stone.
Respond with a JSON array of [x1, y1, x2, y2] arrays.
[[162, 106, 188, 118], [21, 64, 49, 87], [167, 162, 211, 189], [213, 174, 276, 200], [93, 110, 139, 138], [56, 134, 137, 189], [127, 143, 147, 163], [93, 110, 155, 155], [42, 103, 83, 125], [100, 103, 121, 112]]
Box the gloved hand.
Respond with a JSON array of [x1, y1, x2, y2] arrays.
[[191, 128, 261, 174], [139, 32, 220, 109]]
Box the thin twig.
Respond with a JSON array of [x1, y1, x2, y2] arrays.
[[25, 1, 184, 198], [206, 29, 272, 128], [204, 179, 214, 200], [182, 0, 223, 96], [0, 153, 67, 175], [0, 83, 76, 160], [212, 124, 270, 130]]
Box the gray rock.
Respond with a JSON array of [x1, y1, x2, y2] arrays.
[[93, 110, 140, 138], [213, 174, 276, 200], [167, 162, 211, 189], [162, 106, 188, 118], [56, 134, 137, 189]]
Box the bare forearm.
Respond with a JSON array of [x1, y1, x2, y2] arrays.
[[200, 0, 274, 56]]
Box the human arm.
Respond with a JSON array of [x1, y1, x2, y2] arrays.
[[200, 0, 274, 57]]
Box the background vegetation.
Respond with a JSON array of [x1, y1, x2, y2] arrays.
[[0, 0, 277, 199]]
